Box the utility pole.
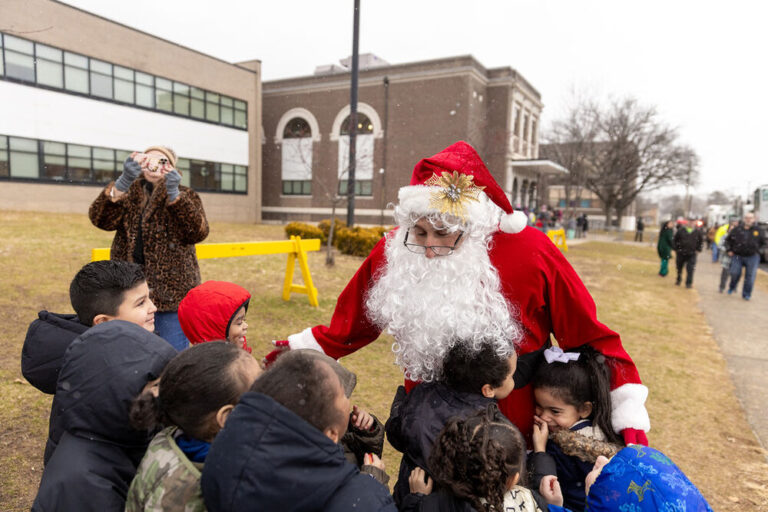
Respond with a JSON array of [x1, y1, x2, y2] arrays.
[[379, 75, 389, 226], [345, 0, 360, 227]]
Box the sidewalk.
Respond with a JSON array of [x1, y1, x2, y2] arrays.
[[692, 254, 768, 454]]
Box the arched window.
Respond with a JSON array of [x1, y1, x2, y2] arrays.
[[512, 178, 519, 207], [281, 117, 312, 195], [338, 113, 374, 196]]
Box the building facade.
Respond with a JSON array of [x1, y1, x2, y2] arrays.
[[0, 0, 262, 222], [262, 55, 563, 224]]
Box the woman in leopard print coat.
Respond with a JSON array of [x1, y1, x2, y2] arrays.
[[89, 146, 209, 350]]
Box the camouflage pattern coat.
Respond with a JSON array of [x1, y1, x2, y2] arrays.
[[126, 427, 206, 512]]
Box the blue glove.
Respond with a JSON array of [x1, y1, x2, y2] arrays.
[[115, 156, 142, 192], [164, 169, 181, 202]]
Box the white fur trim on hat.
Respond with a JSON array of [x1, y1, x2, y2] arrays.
[[287, 327, 325, 353], [499, 210, 528, 234], [398, 185, 506, 226], [610, 383, 651, 433]]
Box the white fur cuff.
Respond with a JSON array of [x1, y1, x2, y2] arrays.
[[611, 383, 651, 433], [287, 327, 325, 353]]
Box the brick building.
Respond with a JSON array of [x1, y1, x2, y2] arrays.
[[262, 54, 565, 224]]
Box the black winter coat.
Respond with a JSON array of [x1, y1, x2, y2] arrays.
[[673, 228, 703, 256], [21, 311, 89, 394], [34, 320, 175, 511], [725, 223, 766, 257], [385, 383, 500, 507], [201, 392, 396, 512]]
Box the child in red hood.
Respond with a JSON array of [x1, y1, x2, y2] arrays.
[[178, 281, 252, 353]]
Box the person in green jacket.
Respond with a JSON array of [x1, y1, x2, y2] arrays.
[[657, 220, 675, 277]]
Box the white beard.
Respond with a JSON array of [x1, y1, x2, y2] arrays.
[[365, 227, 522, 382]]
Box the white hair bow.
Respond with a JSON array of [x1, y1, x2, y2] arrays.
[[544, 346, 580, 364]]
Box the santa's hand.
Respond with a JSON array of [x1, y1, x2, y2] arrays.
[[262, 340, 290, 368], [621, 428, 648, 446]]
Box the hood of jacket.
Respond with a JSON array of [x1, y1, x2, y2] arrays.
[[587, 445, 712, 511], [22, 311, 90, 394], [202, 392, 394, 512], [178, 281, 250, 349], [54, 320, 177, 447], [392, 382, 495, 468]]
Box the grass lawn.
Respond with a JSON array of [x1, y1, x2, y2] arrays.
[[1, 211, 767, 510]]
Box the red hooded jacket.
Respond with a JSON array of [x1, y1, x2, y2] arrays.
[[178, 281, 252, 353]]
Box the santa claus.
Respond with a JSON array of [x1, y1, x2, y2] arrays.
[[275, 141, 649, 445]]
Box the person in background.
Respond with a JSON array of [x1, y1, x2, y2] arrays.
[[672, 218, 703, 288], [634, 217, 645, 242], [718, 218, 739, 293], [713, 221, 730, 263], [656, 220, 675, 277], [725, 212, 766, 300], [89, 146, 209, 350]]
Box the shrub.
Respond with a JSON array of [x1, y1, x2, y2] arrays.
[[317, 218, 347, 245], [284, 222, 323, 240], [335, 226, 386, 257]]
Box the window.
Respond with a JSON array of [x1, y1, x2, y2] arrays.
[[0, 136, 9, 177], [580, 199, 591, 208], [155, 77, 173, 112], [36, 44, 63, 88], [206, 92, 220, 122], [531, 118, 538, 146], [1, 32, 248, 130], [338, 114, 374, 196], [64, 51, 89, 94], [89, 59, 113, 99], [173, 81, 190, 116], [42, 141, 66, 180], [4, 35, 35, 82], [114, 66, 134, 103], [281, 118, 312, 195], [190, 87, 205, 119], [9, 137, 39, 178], [0, 133, 246, 193], [67, 144, 92, 182], [135, 71, 154, 108]]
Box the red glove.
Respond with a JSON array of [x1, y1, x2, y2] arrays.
[[622, 428, 648, 446], [262, 340, 290, 368]]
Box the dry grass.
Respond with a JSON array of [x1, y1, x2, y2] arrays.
[[0, 211, 766, 510]]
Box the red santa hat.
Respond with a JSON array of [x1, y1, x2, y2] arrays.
[[397, 141, 528, 233]]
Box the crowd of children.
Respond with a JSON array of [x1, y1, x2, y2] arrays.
[[21, 258, 712, 511]]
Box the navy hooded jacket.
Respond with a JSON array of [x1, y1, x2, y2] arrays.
[[33, 320, 176, 512], [385, 383, 500, 506], [201, 391, 396, 512], [21, 310, 89, 394]]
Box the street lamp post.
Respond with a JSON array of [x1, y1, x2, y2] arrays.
[[345, 0, 360, 227]]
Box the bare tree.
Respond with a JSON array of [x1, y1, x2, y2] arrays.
[[549, 97, 699, 228]]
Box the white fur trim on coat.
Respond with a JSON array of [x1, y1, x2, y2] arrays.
[[611, 383, 651, 433], [287, 327, 325, 353], [499, 210, 528, 234]]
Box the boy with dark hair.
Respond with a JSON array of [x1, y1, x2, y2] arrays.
[[201, 350, 396, 512], [385, 340, 518, 506], [22, 260, 158, 394]]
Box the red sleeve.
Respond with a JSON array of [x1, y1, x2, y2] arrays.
[[310, 236, 389, 359], [540, 238, 641, 388]]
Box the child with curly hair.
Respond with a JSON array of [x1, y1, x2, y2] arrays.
[[401, 405, 560, 511], [531, 346, 626, 511]]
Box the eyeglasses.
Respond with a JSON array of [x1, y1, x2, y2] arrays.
[[403, 229, 464, 256]]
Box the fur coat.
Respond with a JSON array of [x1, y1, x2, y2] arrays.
[[89, 177, 209, 311]]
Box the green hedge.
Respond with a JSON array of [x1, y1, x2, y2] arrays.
[[335, 226, 385, 257], [317, 218, 347, 245], [284, 222, 323, 240]]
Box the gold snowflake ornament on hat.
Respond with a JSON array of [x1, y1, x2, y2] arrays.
[[425, 171, 485, 221]]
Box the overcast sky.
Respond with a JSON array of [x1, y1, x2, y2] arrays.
[[62, 0, 768, 199]]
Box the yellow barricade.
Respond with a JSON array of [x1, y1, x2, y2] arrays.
[[91, 236, 321, 307], [546, 229, 568, 252]]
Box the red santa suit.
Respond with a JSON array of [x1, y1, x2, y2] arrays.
[[285, 141, 649, 444]]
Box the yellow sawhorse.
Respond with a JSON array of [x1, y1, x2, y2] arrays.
[[546, 229, 568, 252], [91, 236, 322, 306]]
